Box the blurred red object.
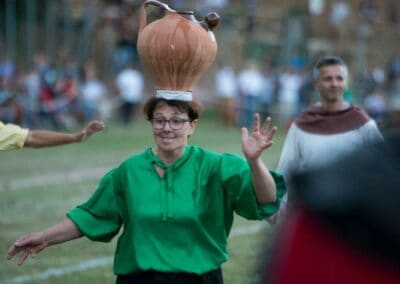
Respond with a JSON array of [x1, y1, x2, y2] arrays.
[[263, 137, 400, 284], [267, 208, 400, 284]]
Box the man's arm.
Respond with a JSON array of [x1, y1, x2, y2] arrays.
[[24, 120, 105, 148]]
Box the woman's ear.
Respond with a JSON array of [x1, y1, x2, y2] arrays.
[[188, 119, 198, 136]]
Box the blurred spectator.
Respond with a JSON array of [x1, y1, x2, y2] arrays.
[[270, 56, 383, 224], [277, 66, 303, 128], [329, 0, 351, 28], [0, 75, 23, 125], [355, 64, 386, 102], [68, 0, 86, 30], [0, 56, 15, 86], [214, 63, 238, 127], [205, 0, 228, 9], [197, 0, 229, 15], [387, 54, 400, 126], [386, 0, 399, 25], [112, 39, 138, 75], [237, 62, 265, 128], [243, 0, 259, 33], [38, 62, 59, 128], [119, 4, 139, 64], [38, 60, 78, 130], [388, 53, 400, 91], [100, 3, 121, 81], [18, 66, 41, 128], [115, 63, 144, 125], [309, 0, 325, 16], [262, 135, 400, 284], [363, 87, 387, 126], [56, 69, 80, 127], [359, 0, 378, 24], [111, 5, 139, 75], [80, 61, 107, 122], [259, 63, 276, 122], [297, 67, 316, 113], [371, 63, 386, 89]]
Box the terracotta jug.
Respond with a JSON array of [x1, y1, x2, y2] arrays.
[[137, 0, 219, 101]]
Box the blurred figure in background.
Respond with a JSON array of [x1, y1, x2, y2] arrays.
[[238, 62, 265, 128], [276, 66, 303, 128], [0, 74, 23, 125], [363, 87, 387, 127], [0, 120, 105, 150], [80, 61, 107, 123], [269, 56, 383, 224], [259, 62, 276, 122], [18, 65, 41, 128], [387, 53, 400, 129], [214, 63, 238, 127], [38, 61, 72, 130], [115, 62, 144, 125], [262, 135, 400, 284]]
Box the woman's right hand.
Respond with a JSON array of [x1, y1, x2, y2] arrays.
[[7, 219, 83, 266], [7, 232, 48, 266]]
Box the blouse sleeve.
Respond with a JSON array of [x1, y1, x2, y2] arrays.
[[221, 154, 286, 220], [276, 124, 301, 177], [67, 169, 122, 242], [360, 119, 383, 144], [0, 122, 28, 150]]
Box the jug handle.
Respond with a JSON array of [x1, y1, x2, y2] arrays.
[[139, 0, 176, 33]]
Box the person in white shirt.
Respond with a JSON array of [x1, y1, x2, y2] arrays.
[[214, 64, 238, 127], [115, 63, 144, 125], [80, 63, 107, 122], [237, 62, 265, 128], [270, 56, 383, 223]]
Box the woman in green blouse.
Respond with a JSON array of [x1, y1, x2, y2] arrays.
[[7, 97, 285, 284]]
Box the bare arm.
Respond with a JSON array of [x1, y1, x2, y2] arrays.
[[24, 120, 105, 148], [241, 114, 277, 204], [7, 218, 83, 266]]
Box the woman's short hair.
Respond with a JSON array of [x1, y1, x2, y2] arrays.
[[143, 97, 203, 121]]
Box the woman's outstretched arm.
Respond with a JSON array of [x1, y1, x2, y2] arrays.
[[7, 218, 82, 266]]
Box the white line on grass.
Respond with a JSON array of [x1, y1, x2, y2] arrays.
[[0, 167, 110, 192], [5, 257, 113, 284], [4, 223, 268, 283]]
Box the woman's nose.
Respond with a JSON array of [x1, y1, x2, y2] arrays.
[[163, 121, 173, 130]]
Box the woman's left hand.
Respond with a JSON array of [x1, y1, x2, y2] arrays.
[[241, 114, 277, 161]]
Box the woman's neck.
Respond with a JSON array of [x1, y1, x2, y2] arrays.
[[153, 147, 185, 166], [319, 100, 349, 112]]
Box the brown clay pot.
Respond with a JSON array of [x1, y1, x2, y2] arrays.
[[137, 0, 219, 94]]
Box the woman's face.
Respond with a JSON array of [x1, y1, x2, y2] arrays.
[[151, 102, 197, 156]]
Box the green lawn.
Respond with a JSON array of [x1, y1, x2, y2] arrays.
[[0, 114, 285, 284]]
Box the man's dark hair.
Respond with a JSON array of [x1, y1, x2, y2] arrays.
[[312, 56, 348, 80]]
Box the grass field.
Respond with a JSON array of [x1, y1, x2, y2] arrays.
[[0, 114, 285, 284]]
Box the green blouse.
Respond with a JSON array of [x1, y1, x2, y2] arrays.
[[67, 145, 285, 275]]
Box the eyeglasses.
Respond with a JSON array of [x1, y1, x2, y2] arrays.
[[150, 117, 191, 130]]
